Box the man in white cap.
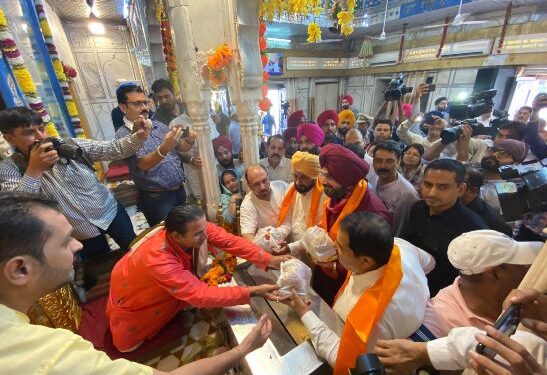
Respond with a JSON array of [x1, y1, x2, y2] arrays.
[[374, 230, 544, 373]]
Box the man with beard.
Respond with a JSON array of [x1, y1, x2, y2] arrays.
[[402, 159, 488, 296], [337, 110, 355, 143], [276, 151, 327, 257], [116, 84, 191, 226], [297, 123, 324, 155], [341, 95, 359, 117], [0, 193, 275, 375], [213, 135, 244, 179], [514, 105, 532, 123], [373, 141, 419, 236], [240, 165, 289, 241], [314, 144, 392, 305], [317, 109, 342, 145], [150, 78, 186, 126], [287, 109, 306, 129], [477, 139, 529, 215], [259, 134, 294, 183], [282, 127, 299, 159], [434, 97, 449, 121], [355, 113, 373, 142]]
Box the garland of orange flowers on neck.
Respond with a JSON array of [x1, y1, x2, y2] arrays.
[[0, 7, 59, 137]]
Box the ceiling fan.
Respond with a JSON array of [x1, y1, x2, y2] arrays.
[[367, 0, 405, 41], [423, 0, 489, 29]]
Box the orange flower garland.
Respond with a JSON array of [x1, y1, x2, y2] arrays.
[[207, 43, 234, 88], [201, 253, 237, 286], [258, 18, 271, 112]]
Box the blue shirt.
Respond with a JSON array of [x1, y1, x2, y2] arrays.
[[116, 119, 185, 191], [228, 120, 241, 154]]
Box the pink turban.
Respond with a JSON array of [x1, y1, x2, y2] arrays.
[[402, 103, 413, 119], [342, 95, 353, 105], [212, 135, 233, 153], [297, 123, 325, 147], [319, 143, 370, 187], [317, 110, 338, 128], [288, 110, 305, 128], [282, 127, 298, 141]]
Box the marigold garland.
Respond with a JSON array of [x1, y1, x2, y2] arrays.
[[160, 10, 181, 100], [207, 43, 234, 88], [0, 7, 59, 137], [35, 0, 84, 137], [201, 253, 237, 286], [258, 18, 271, 112], [307, 21, 322, 43]]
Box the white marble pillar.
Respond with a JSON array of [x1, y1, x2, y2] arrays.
[[167, 0, 220, 220], [235, 99, 261, 167]]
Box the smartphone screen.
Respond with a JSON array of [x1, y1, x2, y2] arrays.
[[475, 304, 521, 358], [425, 77, 433, 84]]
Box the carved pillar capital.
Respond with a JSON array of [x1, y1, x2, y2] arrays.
[[235, 99, 260, 168]]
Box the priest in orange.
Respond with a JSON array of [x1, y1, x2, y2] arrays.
[[281, 212, 433, 374], [315, 143, 392, 305], [107, 205, 290, 352], [276, 151, 326, 257]]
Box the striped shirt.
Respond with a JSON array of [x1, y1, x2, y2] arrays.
[[0, 134, 144, 240]]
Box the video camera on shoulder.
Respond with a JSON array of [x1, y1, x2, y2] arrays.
[[32, 137, 95, 171], [441, 89, 509, 144], [384, 73, 413, 101]]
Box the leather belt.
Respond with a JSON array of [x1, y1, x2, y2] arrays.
[[140, 182, 185, 193]]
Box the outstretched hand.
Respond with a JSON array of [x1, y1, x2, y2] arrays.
[[237, 314, 273, 356]]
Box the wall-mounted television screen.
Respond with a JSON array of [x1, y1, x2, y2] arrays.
[[264, 52, 283, 76]]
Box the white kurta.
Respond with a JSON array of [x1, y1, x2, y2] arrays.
[[300, 238, 434, 367], [239, 180, 288, 236]]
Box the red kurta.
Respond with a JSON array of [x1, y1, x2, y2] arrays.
[[107, 222, 272, 351]]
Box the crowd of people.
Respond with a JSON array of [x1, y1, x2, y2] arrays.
[[0, 77, 545, 375]]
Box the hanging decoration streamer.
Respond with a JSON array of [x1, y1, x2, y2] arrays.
[[35, 0, 84, 137], [159, 9, 182, 100], [436, 16, 449, 59], [259, 0, 355, 42], [258, 18, 271, 112], [207, 43, 234, 89], [497, 1, 512, 55], [0, 7, 59, 136]]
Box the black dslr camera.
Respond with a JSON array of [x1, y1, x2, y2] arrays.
[[384, 73, 413, 101], [36, 137, 84, 160], [441, 90, 508, 144]]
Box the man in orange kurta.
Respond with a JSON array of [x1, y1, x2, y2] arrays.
[[107, 205, 289, 352]]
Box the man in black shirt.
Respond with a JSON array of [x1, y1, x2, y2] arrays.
[[403, 159, 488, 296], [461, 166, 512, 237]]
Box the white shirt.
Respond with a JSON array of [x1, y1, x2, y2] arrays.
[[426, 327, 545, 371], [278, 183, 327, 256], [301, 238, 434, 367], [259, 157, 294, 183], [375, 173, 419, 236], [239, 180, 288, 236], [364, 152, 378, 189]]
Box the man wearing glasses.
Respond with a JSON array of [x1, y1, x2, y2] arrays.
[[116, 83, 194, 227]]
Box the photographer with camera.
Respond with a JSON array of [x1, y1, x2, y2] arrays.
[[0, 106, 151, 260], [116, 84, 194, 227], [524, 93, 547, 160]]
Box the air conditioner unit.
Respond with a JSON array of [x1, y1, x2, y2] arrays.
[[441, 39, 492, 58], [367, 51, 399, 67]]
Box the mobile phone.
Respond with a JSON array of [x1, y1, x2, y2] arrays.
[[425, 77, 433, 84], [182, 127, 190, 138], [425, 77, 436, 92], [475, 303, 521, 358]]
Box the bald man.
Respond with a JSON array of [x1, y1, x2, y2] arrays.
[[344, 128, 365, 151], [240, 165, 288, 240]]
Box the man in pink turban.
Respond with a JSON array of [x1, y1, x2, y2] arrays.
[[287, 110, 306, 128], [212, 135, 244, 178], [341, 95, 358, 117], [282, 127, 299, 159], [317, 110, 342, 146], [314, 144, 392, 305], [297, 123, 324, 155]]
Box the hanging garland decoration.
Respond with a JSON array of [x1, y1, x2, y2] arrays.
[[436, 16, 449, 59], [35, 0, 84, 138], [207, 43, 234, 89], [496, 1, 512, 55], [0, 7, 59, 137], [259, 0, 355, 43], [397, 23, 407, 63], [160, 9, 182, 100], [258, 18, 271, 112]]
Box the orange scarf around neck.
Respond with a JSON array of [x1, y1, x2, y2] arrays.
[[332, 245, 403, 375], [277, 180, 323, 228], [321, 179, 367, 241]]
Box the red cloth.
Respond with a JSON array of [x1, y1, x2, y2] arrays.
[[288, 110, 305, 128], [402, 103, 413, 119], [317, 110, 338, 129], [313, 185, 392, 305], [212, 135, 233, 153], [282, 127, 298, 141], [107, 223, 271, 351], [342, 95, 353, 105], [319, 143, 370, 187], [297, 123, 325, 147]]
